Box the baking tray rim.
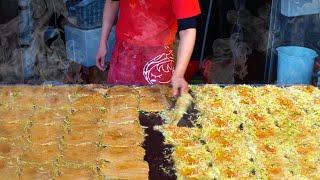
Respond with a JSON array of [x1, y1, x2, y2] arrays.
[[0, 83, 318, 88]]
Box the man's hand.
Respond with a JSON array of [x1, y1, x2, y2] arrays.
[[172, 28, 196, 97], [172, 75, 189, 97], [96, 44, 107, 71], [96, 0, 119, 71]]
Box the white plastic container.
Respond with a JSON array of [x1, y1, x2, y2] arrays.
[[64, 24, 115, 67], [281, 0, 320, 17]]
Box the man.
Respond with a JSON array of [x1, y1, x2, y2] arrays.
[[96, 0, 200, 96]]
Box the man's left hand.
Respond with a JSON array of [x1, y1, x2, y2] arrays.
[[171, 75, 189, 97]]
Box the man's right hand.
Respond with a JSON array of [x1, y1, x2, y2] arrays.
[[96, 44, 107, 71]]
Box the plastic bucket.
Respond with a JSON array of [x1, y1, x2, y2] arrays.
[[277, 46, 318, 85]]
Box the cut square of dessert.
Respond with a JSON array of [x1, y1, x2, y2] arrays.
[[29, 123, 62, 144], [101, 160, 149, 180], [63, 124, 100, 145], [103, 108, 139, 124], [21, 143, 60, 163], [54, 167, 97, 180], [20, 163, 52, 180], [104, 95, 139, 110], [105, 86, 138, 97], [0, 122, 24, 139], [0, 158, 20, 179], [0, 141, 23, 157], [99, 146, 145, 162], [62, 144, 99, 163], [100, 123, 145, 147]]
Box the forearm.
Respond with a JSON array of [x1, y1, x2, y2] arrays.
[[99, 0, 119, 46], [174, 28, 197, 78]]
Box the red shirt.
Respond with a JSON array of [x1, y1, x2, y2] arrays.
[[116, 0, 201, 47]]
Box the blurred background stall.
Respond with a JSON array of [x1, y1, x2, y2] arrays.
[[0, 0, 319, 86]]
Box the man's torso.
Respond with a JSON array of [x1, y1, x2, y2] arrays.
[[116, 0, 178, 46]]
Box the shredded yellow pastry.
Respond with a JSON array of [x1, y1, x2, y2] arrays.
[[160, 85, 320, 179], [161, 92, 193, 125]]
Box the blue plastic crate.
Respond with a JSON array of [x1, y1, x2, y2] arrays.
[[66, 0, 106, 29], [281, 0, 320, 17], [65, 24, 116, 67]]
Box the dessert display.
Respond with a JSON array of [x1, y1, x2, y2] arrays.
[[1, 85, 319, 179], [0, 85, 171, 179], [159, 85, 320, 179]]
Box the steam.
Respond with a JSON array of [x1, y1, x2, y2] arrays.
[[227, 4, 270, 53], [205, 2, 270, 83], [0, 17, 23, 83], [0, 0, 69, 84], [230, 33, 252, 79]]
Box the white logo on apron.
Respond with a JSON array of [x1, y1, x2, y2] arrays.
[[143, 47, 174, 84]]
